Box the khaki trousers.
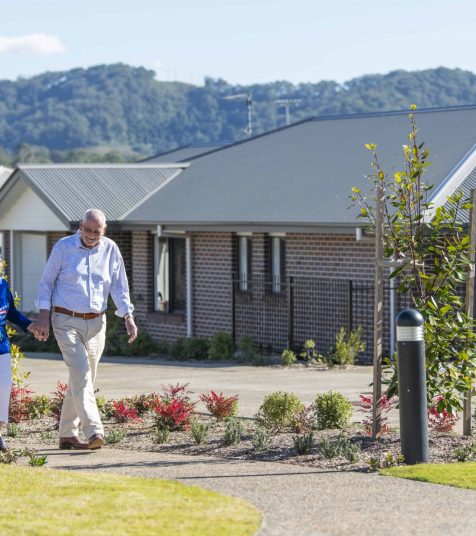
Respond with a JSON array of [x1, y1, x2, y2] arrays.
[[52, 312, 106, 439]]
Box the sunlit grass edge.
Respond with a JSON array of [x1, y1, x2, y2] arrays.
[[0, 465, 261, 536], [380, 462, 476, 490]]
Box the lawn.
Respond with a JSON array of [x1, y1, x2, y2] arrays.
[[0, 465, 261, 535], [381, 463, 476, 490]]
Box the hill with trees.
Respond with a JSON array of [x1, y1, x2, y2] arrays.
[[1, 63, 476, 164]]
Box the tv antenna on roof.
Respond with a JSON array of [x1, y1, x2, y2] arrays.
[[223, 93, 253, 137], [274, 98, 301, 126]]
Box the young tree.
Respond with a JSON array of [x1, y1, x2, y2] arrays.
[[351, 106, 476, 413]]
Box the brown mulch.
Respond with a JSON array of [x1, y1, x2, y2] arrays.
[[10, 414, 475, 472]]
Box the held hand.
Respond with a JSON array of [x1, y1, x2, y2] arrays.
[[27, 322, 42, 341], [35, 310, 50, 342], [125, 316, 138, 343]]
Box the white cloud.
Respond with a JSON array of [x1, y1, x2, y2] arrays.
[[0, 33, 66, 55]]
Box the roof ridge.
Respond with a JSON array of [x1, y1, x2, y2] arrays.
[[17, 163, 188, 169], [181, 103, 476, 162]]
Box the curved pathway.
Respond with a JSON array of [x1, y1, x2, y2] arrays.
[[16, 444, 476, 536]]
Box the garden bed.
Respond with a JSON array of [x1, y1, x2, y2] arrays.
[[10, 414, 475, 472]]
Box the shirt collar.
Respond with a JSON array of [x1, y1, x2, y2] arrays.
[[75, 230, 104, 250]]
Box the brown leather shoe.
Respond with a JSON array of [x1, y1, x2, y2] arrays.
[[59, 436, 89, 450], [88, 433, 105, 450]]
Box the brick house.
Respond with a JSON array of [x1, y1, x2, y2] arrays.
[[1, 105, 476, 361]]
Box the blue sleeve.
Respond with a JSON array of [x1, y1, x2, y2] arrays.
[[6, 286, 32, 332]]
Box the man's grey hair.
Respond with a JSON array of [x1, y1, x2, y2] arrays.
[[83, 208, 107, 227]]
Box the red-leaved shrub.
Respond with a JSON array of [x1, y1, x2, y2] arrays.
[[50, 381, 68, 424], [199, 391, 239, 420], [110, 400, 141, 423], [428, 395, 458, 432], [161, 383, 192, 402], [359, 393, 395, 436], [9, 385, 33, 423], [153, 397, 196, 431]]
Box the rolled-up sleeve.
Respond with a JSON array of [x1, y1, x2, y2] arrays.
[[37, 241, 63, 311], [109, 247, 134, 317]]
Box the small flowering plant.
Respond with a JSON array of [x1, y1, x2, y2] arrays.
[[428, 395, 458, 433], [122, 393, 159, 416], [50, 381, 68, 424], [199, 391, 239, 421], [153, 398, 196, 431], [110, 400, 141, 423], [359, 393, 396, 436], [153, 383, 196, 430], [9, 385, 33, 423]]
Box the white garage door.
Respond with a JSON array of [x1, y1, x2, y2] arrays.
[[20, 233, 47, 312]]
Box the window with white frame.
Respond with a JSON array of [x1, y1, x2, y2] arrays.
[[154, 236, 186, 312], [237, 235, 251, 291], [270, 235, 285, 293]]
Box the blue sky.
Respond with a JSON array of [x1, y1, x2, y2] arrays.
[[1, 0, 475, 85]]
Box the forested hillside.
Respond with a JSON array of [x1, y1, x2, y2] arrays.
[[1, 63, 476, 164]]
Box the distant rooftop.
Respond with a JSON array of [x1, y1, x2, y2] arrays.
[[1, 164, 187, 225], [140, 144, 226, 163]]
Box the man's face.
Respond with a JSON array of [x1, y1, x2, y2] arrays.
[[79, 218, 106, 248]]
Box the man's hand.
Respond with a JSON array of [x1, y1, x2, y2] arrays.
[[35, 309, 50, 341], [27, 321, 42, 340], [125, 315, 138, 343]]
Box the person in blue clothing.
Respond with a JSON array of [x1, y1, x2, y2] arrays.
[[0, 277, 39, 451]]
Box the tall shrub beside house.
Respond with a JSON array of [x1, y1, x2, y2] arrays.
[[351, 106, 476, 413]]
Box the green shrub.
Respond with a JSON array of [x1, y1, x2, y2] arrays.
[[6, 423, 20, 438], [155, 340, 171, 356], [182, 337, 210, 360], [238, 335, 257, 361], [455, 442, 476, 462], [223, 417, 244, 446], [299, 339, 325, 365], [27, 395, 51, 419], [104, 307, 158, 356], [293, 432, 314, 455], [281, 349, 297, 367], [122, 331, 159, 356], [208, 332, 234, 360], [329, 327, 366, 366], [190, 418, 209, 445], [105, 429, 126, 444], [312, 391, 352, 430], [251, 427, 271, 452], [256, 392, 304, 433], [153, 427, 170, 444], [170, 338, 187, 359]]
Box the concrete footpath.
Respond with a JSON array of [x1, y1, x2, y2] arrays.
[[16, 353, 476, 535], [14, 443, 476, 536]]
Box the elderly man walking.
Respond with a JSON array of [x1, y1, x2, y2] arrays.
[[36, 208, 138, 450]]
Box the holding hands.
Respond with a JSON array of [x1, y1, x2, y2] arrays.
[[28, 310, 50, 341]]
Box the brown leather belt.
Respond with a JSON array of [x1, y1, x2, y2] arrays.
[[53, 306, 105, 320]]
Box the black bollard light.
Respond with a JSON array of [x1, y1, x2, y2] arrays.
[[396, 308, 429, 465]]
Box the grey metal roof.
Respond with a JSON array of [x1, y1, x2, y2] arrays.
[[9, 164, 186, 224], [140, 145, 225, 163], [124, 105, 476, 227]]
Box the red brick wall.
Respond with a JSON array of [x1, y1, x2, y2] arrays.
[[287, 233, 374, 279], [193, 232, 234, 337], [128, 230, 376, 346]]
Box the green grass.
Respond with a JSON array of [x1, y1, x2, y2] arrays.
[[381, 462, 476, 490], [0, 465, 261, 535]]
